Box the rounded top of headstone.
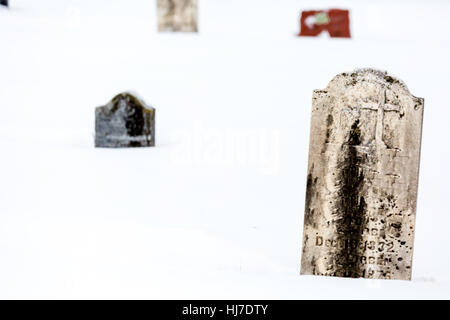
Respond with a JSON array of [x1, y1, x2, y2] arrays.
[[318, 68, 424, 104], [110, 92, 153, 110], [326, 69, 410, 93], [96, 92, 155, 116]]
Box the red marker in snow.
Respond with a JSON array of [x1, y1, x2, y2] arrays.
[[299, 9, 351, 38]]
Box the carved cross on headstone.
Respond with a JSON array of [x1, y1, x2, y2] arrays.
[[301, 69, 424, 280], [360, 89, 401, 149]]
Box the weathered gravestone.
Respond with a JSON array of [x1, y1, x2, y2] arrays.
[[1, 0, 8, 7], [95, 92, 155, 148], [300, 69, 424, 280], [157, 0, 198, 32]]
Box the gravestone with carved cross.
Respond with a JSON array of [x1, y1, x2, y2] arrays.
[[300, 69, 424, 280], [157, 0, 198, 32]]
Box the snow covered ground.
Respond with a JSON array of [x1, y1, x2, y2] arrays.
[[1, 0, 450, 299]]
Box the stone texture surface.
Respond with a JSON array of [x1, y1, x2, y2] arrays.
[[157, 0, 198, 32], [95, 92, 155, 148], [300, 69, 424, 280]]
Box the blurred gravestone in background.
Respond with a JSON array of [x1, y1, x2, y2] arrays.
[[95, 93, 156, 148], [300, 69, 424, 280], [299, 9, 351, 38], [0, 0, 8, 8], [157, 0, 198, 32]]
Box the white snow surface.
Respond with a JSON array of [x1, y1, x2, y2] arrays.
[[1, 0, 450, 299]]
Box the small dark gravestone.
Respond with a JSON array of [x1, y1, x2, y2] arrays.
[[95, 92, 155, 148], [1, 0, 8, 7]]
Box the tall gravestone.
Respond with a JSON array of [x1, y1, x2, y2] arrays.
[[300, 69, 424, 280], [157, 0, 198, 32], [95, 92, 155, 148]]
